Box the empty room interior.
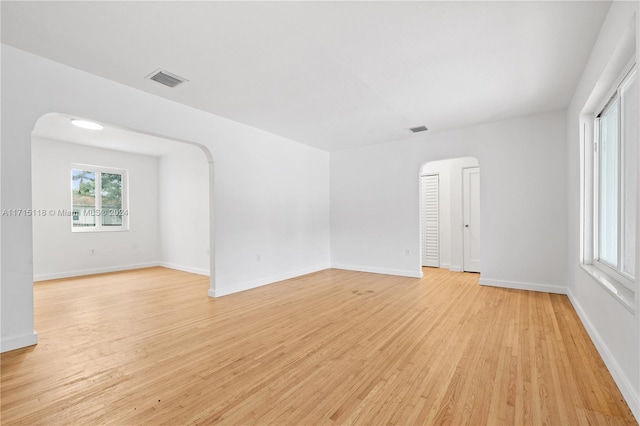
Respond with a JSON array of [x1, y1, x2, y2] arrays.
[[1, 1, 639, 425]]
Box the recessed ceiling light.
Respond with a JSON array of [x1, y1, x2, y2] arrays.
[[71, 119, 104, 130]]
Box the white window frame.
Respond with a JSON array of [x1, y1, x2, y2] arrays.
[[71, 164, 129, 233], [591, 62, 636, 292]]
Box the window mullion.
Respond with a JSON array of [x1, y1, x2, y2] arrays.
[[96, 171, 102, 230], [616, 88, 623, 274]]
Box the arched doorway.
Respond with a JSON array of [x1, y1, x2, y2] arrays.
[[30, 113, 216, 294], [419, 157, 480, 273]]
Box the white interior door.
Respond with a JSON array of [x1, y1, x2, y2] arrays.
[[463, 167, 481, 272], [421, 174, 439, 267]]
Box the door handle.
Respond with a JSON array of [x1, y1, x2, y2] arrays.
[[465, 225, 469, 228]]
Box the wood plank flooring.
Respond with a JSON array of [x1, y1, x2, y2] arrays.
[[1, 267, 636, 425]]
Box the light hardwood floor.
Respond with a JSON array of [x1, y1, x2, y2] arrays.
[[1, 267, 636, 425]]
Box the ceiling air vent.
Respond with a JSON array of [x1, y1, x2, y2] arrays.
[[146, 69, 188, 88], [409, 125, 428, 133]]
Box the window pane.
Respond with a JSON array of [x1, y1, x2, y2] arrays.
[[621, 73, 637, 277], [72, 169, 96, 227], [101, 173, 123, 226], [598, 101, 618, 267]]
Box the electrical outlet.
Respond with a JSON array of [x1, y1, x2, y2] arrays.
[[90, 248, 96, 256], [405, 249, 410, 256]]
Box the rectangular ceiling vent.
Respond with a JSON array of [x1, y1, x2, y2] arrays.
[[409, 125, 428, 133], [146, 69, 188, 88]]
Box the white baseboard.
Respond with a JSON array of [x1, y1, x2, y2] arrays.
[[33, 262, 161, 281], [213, 264, 331, 297], [331, 264, 423, 279], [567, 290, 640, 422], [1, 330, 38, 353], [478, 277, 567, 294], [159, 262, 209, 277]]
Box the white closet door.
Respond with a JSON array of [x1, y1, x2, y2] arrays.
[[421, 174, 439, 267], [463, 167, 481, 272]]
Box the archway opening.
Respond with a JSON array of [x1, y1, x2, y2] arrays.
[[30, 113, 215, 294], [419, 157, 480, 273]]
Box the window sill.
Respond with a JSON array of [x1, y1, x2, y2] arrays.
[[580, 264, 636, 314], [72, 228, 128, 233]]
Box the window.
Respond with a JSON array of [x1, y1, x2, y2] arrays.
[[593, 64, 637, 290], [71, 165, 128, 232]]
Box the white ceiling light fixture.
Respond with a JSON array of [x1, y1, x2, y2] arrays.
[[71, 119, 104, 130]]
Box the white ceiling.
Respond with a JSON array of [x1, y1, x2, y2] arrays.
[[32, 113, 194, 157], [2, 1, 611, 152]]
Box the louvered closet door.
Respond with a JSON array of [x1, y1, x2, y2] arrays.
[[421, 174, 439, 267]]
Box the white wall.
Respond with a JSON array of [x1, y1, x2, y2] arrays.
[[159, 144, 210, 275], [421, 157, 479, 272], [31, 137, 160, 280], [1, 45, 331, 352], [214, 139, 330, 295], [331, 109, 568, 293], [566, 1, 639, 419]]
